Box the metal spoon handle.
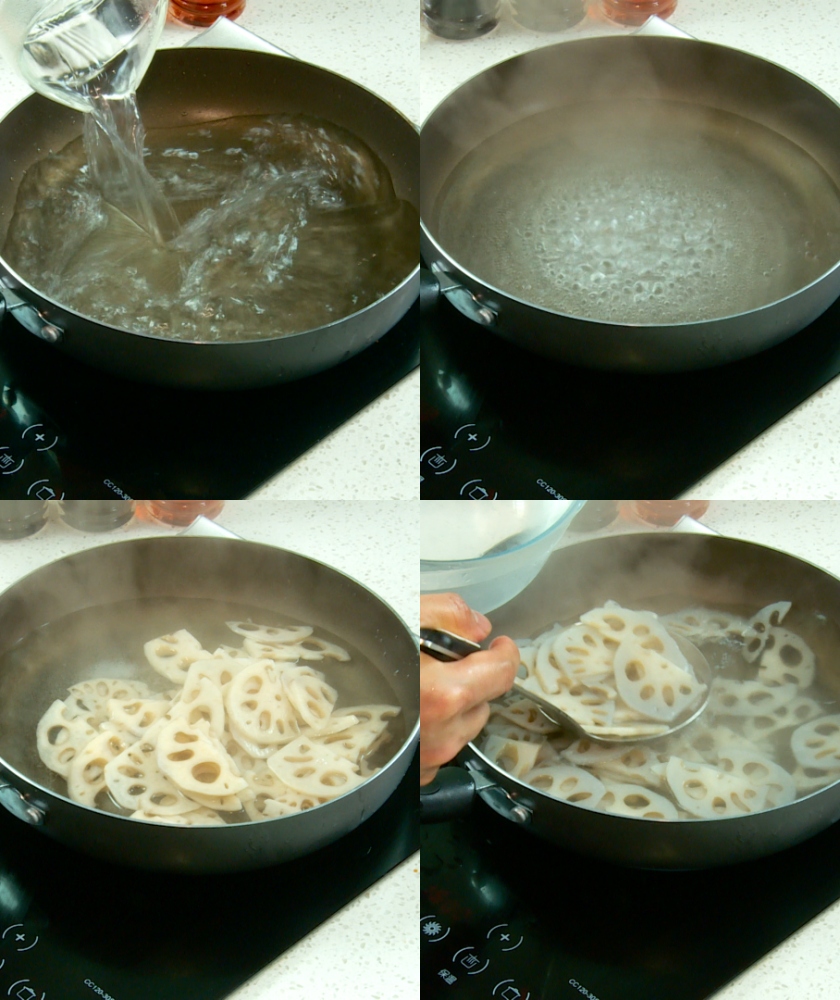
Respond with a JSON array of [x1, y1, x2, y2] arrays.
[[418, 628, 482, 662]]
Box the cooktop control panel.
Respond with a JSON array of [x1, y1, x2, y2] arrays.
[[0, 755, 418, 1000], [420, 292, 840, 497], [421, 804, 840, 1000]]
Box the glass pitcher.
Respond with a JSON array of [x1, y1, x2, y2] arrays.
[[0, 0, 167, 112]]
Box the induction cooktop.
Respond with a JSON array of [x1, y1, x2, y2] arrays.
[[0, 303, 418, 500], [420, 292, 840, 498], [421, 798, 840, 1000], [0, 750, 418, 1000]]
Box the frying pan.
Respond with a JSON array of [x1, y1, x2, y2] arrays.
[[420, 18, 840, 372], [0, 45, 419, 389], [0, 528, 419, 872], [421, 531, 840, 869]]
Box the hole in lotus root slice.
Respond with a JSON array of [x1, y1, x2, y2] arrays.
[[597, 782, 679, 820], [224, 659, 302, 746], [791, 714, 840, 770], [665, 757, 769, 818], [266, 736, 367, 799], [105, 698, 173, 739], [282, 667, 338, 731], [522, 763, 606, 805], [742, 602, 793, 662], [144, 630, 211, 684], [131, 806, 227, 826], [613, 636, 705, 723], [709, 679, 798, 718], [482, 735, 545, 778], [64, 678, 153, 728], [156, 718, 247, 799], [716, 747, 797, 808], [104, 737, 198, 815], [740, 695, 826, 742], [226, 621, 315, 645], [36, 700, 98, 778], [66, 731, 130, 806], [756, 628, 816, 688]]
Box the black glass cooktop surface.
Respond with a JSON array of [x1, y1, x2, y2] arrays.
[[0, 752, 418, 1000], [420, 293, 840, 498], [421, 800, 840, 1000], [0, 303, 418, 500]]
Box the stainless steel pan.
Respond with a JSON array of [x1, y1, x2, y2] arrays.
[[0, 530, 419, 872], [421, 21, 840, 372], [421, 531, 840, 869], [0, 46, 418, 389]]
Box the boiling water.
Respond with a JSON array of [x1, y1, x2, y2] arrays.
[[4, 113, 418, 340], [434, 100, 840, 325]]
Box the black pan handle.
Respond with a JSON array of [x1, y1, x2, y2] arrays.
[[419, 628, 481, 821], [421, 767, 479, 822]]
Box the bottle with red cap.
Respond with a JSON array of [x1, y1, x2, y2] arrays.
[[144, 500, 225, 526], [597, 0, 676, 28], [168, 0, 245, 29]]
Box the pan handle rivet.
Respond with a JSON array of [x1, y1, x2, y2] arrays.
[[0, 784, 45, 826], [37, 324, 63, 345]]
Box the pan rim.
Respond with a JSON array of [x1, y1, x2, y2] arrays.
[[420, 32, 840, 332], [0, 45, 420, 348]]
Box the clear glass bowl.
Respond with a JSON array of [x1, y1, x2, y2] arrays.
[[420, 500, 583, 613]]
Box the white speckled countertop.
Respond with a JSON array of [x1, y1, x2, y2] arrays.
[[0, 0, 420, 501], [560, 500, 840, 999], [421, 0, 840, 500], [0, 498, 419, 1000]]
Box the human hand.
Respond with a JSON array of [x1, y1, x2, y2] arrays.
[[420, 592, 519, 786]]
